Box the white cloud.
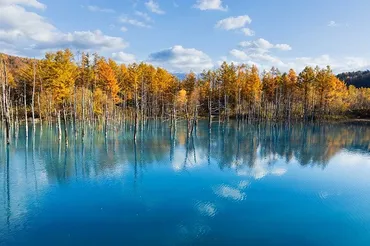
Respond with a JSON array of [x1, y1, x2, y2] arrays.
[[328, 20, 338, 27], [294, 55, 331, 67], [35, 30, 128, 51], [229, 49, 370, 73], [238, 41, 252, 48], [291, 55, 370, 73], [230, 49, 249, 60], [275, 43, 292, 51], [0, 2, 128, 55], [112, 51, 136, 64], [0, 0, 46, 9], [193, 0, 227, 11], [0, 4, 56, 43], [145, 0, 165, 14], [119, 17, 151, 28], [345, 57, 370, 70], [327, 21, 350, 28], [230, 48, 287, 69], [120, 26, 128, 32], [238, 38, 291, 52], [229, 48, 370, 73], [65, 30, 127, 50], [241, 27, 255, 37], [148, 45, 213, 73], [216, 56, 243, 67], [253, 38, 274, 50], [135, 11, 152, 22], [86, 5, 115, 13], [230, 38, 365, 73], [215, 15, 252, 30]]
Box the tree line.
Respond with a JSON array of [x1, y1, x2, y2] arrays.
[[337, 70, 370, 88], [1, 49, 370, 145]]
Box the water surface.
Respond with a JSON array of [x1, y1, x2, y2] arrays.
[[1, 122, 370, 246]]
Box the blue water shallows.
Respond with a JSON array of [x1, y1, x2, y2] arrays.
[[0, 122, 370, 246]]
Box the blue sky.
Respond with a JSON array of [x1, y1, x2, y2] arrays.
[[1, 0, 369, 73]]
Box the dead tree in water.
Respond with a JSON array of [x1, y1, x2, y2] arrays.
[[15, 102, 19, 138], [104, 96, 108, 138], [1, 57, 11, 145], [73, 85, 77, 139], [62, 103, 68, 147], [57, 110, 62, 142], [24, 80, 28, 139], [37, 69, 43, 132], [0, 88, 3, 123], [134, 85, 139, 142], [31, 60, 36, 132]]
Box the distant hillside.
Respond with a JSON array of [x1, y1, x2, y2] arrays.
[[337, 70, 370, 88], [0, 53, 34, 75]]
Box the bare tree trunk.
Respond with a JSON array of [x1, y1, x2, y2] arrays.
[[57, 110, 62, 141], [1, 58, 11, 145], [123, 94, 127, 124], [173, 99, 177, 130], [73, 85, 77, 138], [82, 85, 85, 139], [141, 77, 144, 129], [32, 61, 36, 132], [91, 81, 95, 130], [303, 84, 308, 122], [9, 97, 13, 133], [218, 87, 221, 125], [87, 93, 92, 130], [48, 95, 52, 125], [208, 80, 212, 129], [38, 94, 42, 132], [134, 88, 139, 142], [189, 104, 198, 138], [0, 89, 3, 123], [15, 102, 19, 138], [186, 105, 191, 139], [104, 97, 108, 138], [24, 80, 28, 139], [224, 93, 228, 122], [38, 71, 43, 132], [62, 104, 68, 147]]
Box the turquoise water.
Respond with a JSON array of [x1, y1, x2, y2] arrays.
[[1, 122, 370, 246]]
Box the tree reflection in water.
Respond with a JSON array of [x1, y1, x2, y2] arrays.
[[0, 121, 369, 184]]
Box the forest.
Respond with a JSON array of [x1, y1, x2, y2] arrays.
[[1, 49, 370, 145], [337, 70, 370, 88]]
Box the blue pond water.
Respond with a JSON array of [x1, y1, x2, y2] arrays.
[[0, 121, 370, 246]]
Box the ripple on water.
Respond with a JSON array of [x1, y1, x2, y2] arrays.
[[195, 201, 217, 217], [177, 223, 211, 240], [214, 185, 245, 201], [318, 191, 329, 200], [238, 180, 250, 190]]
